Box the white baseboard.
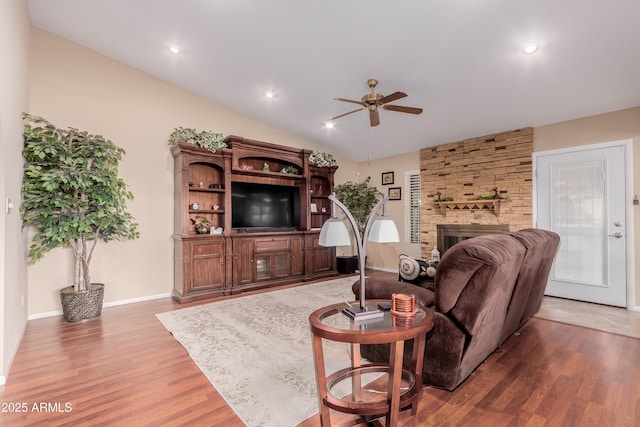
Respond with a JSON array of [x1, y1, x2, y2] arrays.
[[28, 292, 172, 320], [366, 266, 398, 274]]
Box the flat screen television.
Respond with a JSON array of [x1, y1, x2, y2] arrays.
[[231, 182, 301, 231]]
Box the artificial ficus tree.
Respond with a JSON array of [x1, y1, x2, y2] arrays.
[[20, 113, 139, 292]]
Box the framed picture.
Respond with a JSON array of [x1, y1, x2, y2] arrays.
[[310, 203, 318, 213], [388, 187, 401, 201], [381, 171, 394, 185]]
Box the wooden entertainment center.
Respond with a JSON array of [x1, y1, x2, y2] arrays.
[[171, 135, 338, 303]]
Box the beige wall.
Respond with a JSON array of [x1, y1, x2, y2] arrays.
[[355, 151, 422, 271], [27, 28, 358, 316], [0, 0, 30, 381], [534, 107, 640, 308]]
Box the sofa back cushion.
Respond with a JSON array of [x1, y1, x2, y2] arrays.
[[500, 228, 560, 344], [435, 233, 526, 337]]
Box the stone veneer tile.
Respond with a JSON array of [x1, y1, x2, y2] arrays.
[[420, 128, 533, 258]]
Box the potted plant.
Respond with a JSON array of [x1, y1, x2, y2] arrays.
[[309, 149, 337, 167], [192, 216, 211, 234], [334, 176, 382, 234], [333, 177, 382, 272], [20, 114, 139, 322], [168, 127, 226, 153]]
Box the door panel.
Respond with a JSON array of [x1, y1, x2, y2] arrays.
[[535, 144, 627, 307]]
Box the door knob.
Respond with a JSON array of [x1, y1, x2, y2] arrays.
[[608, 232, 624, 238]]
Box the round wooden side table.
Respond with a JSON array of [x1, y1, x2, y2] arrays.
[[309, 300, 434, 427]]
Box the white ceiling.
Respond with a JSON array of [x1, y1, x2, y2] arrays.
[[27, 0, 640, 161]]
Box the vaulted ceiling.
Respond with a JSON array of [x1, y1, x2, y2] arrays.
[[27, 0, 640, 161]]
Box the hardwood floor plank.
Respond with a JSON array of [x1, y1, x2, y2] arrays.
[[1, 272, 639, 426]]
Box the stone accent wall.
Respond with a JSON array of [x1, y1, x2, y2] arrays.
[[420, 128, 533, 258]]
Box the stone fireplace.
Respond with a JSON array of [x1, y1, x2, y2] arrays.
[[420, 128, 533, 259], [437, 223, 510, 255]]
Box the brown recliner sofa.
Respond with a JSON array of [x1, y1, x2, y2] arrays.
[[353, 228, 560, 391]]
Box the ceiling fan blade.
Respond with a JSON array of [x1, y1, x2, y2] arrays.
[[382, 104, 423, 115], [369, 109, 380, 127], [334, 97, 364, 106], [328, 107, 365, 122], [379, 91, 407, 104]]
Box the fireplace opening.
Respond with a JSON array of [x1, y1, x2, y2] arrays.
[[437, 224, 510, 255]]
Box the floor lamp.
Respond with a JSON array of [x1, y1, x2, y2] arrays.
[[319, 192, 400, 320]]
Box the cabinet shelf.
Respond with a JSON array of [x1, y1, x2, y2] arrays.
[[189, 210, 225, 214], [433, 199, 504, 216], [189, 187, 225, 193], [232, 168, 302, 179]]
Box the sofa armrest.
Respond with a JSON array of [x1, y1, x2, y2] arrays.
[[351, 277, 435, 307]]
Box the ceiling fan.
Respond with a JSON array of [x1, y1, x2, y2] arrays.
[[329, 79, 423, 127]]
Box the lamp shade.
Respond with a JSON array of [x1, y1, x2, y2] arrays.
[[319, 218, 351, 247], [367, 217, 400, 243]]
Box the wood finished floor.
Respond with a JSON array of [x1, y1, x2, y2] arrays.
[[1, 271, 639, 427]]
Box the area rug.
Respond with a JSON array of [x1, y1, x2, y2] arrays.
[[156, 276, 359, 427]]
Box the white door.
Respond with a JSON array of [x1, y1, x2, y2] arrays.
[[535, 142, 628, 307]]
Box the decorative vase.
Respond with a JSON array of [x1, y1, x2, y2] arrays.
[[59, 283, 104, 322], [197, 226, 209, 234]]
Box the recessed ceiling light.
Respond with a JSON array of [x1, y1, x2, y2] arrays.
[[265, 91, 275, 99], [325, 122, 334, 129], [168, 45, 180, 54], [522, 42, 539, 54]]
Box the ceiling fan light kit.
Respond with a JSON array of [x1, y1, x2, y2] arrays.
[[329, 79, 423, 127]]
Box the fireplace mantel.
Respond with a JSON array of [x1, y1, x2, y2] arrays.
[[433, 199, 504, 216]]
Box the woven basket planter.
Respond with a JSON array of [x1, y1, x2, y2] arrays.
[[60, 283, 104, 322]]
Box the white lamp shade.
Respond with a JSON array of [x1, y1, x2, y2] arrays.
[[367, 218, 400, 243], [319, 218, 352, 247]]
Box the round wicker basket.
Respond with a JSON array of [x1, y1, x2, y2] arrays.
[[60, 283, 104, 322]]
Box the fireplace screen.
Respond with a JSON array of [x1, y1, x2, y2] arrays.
[[437, 224, 509, 254]]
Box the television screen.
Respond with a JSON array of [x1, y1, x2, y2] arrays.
[[231, 182, 300, 230]]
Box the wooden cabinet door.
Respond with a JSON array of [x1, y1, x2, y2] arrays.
[[272, 253, 291, 278], [290, 235, 305, 276], [255, 254, 271, 281], [312, 245, 333, 274], [190, 240, 225, 292], [234, 238, 255, 286], [255, 253, 291, 280]]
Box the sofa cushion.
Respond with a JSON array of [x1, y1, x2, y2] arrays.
[[500, 228, 560, 342], [398, 254, 438, 291]]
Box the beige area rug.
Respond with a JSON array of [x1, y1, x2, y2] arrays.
[[535, 296, 640, 339], [156, 276, 359, 427]]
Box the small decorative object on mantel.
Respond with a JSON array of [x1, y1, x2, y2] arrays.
[[240, 162, 254, 171], [309, 149, 337, 167], [192, 216, 211, 234], [434, 191, 453, 202], [477, 187, 500, 200], [168, 127, 226, 153], [263, 162, 270, 171]]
